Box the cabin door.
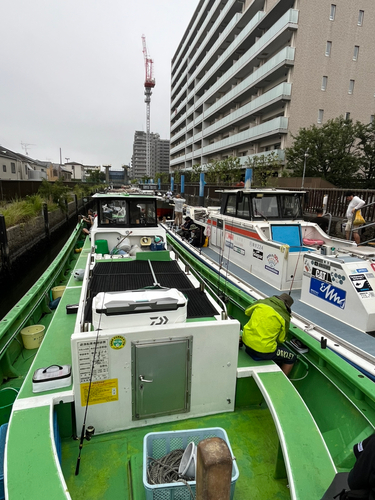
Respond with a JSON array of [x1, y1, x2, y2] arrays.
[[131, 336, 192, 420], [212, 219, 223, 248]]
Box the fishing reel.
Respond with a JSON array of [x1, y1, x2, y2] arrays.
[[85, 426, 95, 441]]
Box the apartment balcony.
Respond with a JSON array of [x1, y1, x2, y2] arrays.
[[192, 9, 298, 112], [205, 47, 294, 121], [203, 82, 291, 139], [172, 0, 213, 75], [171, 112, 187, 133], [172, 0, 239, 87], [171, 11, 243, 109], [170, 47, 294, 139], [170, 141, 187, 156], [201, 116, 288, 156], [184, 10, 265, 107]]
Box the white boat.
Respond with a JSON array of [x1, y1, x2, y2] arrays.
[[165, 188, 375, 378]]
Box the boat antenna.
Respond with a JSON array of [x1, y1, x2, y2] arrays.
[[75, 312, 103, 475], [222, 217, 235, 301], [288, 226, 307, 294]]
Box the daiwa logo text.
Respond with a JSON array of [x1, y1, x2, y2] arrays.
[[309, 277, 346, 309]]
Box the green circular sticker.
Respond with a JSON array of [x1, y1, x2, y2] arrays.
[[110, 336, 126, 349]]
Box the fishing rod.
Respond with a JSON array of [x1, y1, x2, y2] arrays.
[[75, 311, 103, 475]]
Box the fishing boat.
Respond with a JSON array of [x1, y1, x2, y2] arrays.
[[2, 191, 375, 500], [165, 188, 375, 379]]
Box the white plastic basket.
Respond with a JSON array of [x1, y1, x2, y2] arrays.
[[143, 427, 239, 500]]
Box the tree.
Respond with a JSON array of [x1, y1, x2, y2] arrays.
[[86, 169, 106, 183], [38, 179, 70, 212], [356, 120, 375, 188], [190, 164, 203, 182], [285, 116, 359, 187], [244, 152, 283, 187]]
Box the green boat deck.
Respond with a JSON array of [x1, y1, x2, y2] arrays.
[[5, 238, 340, 499]]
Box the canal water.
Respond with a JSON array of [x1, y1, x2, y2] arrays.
[[0, 220, 78, 321]]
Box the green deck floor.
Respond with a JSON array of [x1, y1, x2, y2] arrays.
[[61, 407, 289, 500]]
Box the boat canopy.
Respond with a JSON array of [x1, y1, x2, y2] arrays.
[[219, 189, 305, 221], [92, 193, 158, 228]]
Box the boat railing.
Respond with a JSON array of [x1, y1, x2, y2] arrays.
[[172, 245, 229, 320], [351, 201, 375, 246], [322, 212, 333, 234]]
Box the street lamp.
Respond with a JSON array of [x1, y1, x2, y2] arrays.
[[301, 148, 309, 189]]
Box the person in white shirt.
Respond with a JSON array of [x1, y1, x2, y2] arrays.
[[172, 194, 186, 226], [345, 191, 365, 244]]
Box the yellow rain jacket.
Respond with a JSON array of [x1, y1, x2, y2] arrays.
[[242, 296, 291, 353]]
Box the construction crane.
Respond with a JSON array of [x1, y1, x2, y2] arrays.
[[142, 35, 155, 177]]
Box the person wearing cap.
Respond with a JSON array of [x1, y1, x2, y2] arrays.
[[242, 293, 296, 375], [177, 216, 193, 239], [345, 191, 365, 245], [345, 433, 375, 498]]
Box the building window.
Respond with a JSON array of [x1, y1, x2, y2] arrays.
[[325, 41, 332, 56], [358, 10, 364, 26], [345, 112, 351, 120], [318, 109, 324, 124], [2, 165, 6, 172], [11, 163, 15, 174], [330, 4, 336, 20], [348, 80, 355, 94], [321, 76, 328, 91], [353, 46, 359, 61]]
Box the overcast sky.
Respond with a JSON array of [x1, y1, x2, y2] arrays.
[[0, 0, 198, 169]]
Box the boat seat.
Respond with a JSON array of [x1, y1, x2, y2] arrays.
[[236, 347, 336, 499]]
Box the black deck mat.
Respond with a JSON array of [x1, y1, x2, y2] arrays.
[[92, 261, 150, 275], [183, 288, 218, 318], [87, 260, 217, 320]]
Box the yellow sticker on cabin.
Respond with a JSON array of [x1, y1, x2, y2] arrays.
[[80, 378, 119, 406], [110, 335, 126, 349]]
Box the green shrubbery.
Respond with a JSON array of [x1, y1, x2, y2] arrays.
[[0, 181, 100, 228], [0, 195, 55, 228]]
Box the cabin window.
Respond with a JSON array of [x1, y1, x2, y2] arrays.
[[237, 195, 250, 218], [100, 199, 127, 225], [98, 198, 157, 227], [280, 195, 302, 219], [11, 163, 16, 174], [129, 199, 156, 226], [252, 195, 279, 219], [224, 194, 237, 215]]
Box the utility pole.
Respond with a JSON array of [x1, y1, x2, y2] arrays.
[[142, 35, 155, 178]]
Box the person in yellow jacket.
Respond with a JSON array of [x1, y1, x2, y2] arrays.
[[242, 293, 296, 375]]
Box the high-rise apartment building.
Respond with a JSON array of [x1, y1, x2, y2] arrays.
[[170, 0, 375, 173], [131, 131, 170, 179]]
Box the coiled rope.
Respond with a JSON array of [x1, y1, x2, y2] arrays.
[[147, 449, 194, 499]]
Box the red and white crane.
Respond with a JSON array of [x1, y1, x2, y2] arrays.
[[142, 35, 155, 177]]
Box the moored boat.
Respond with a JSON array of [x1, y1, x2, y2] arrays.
[[165, 188, 375, 377]]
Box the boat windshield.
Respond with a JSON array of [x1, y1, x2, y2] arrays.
[[279, 194, 302, 219], [252, 195, 279, 219], [97, 198, 157, 227]]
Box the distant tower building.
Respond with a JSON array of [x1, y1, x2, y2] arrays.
[[131, 131, 170, 179], [156, 139, 170, 174]]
